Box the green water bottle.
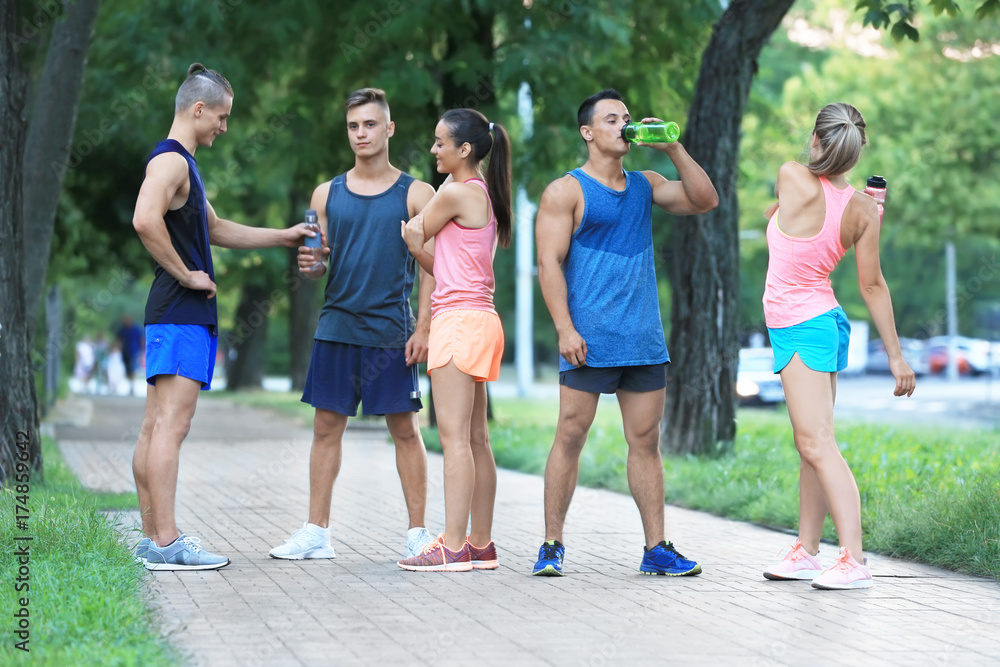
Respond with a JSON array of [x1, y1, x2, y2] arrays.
[[621, 121, 680, 144]]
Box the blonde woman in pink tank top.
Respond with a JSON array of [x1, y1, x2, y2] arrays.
[[761, 103, 915, 590], [397, 108, 513, 572]]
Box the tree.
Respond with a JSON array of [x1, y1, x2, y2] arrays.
[[664, 0, 999, 455], [1, 1, 35, 487], [663, 0, 796, 456]]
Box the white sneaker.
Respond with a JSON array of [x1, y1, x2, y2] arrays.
[[404, 527, 433, 558], [269, 523, 335, 559]]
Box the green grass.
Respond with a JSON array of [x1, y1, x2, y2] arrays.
[[227, 390, 1000, 580], [0, 436, 178, 666]]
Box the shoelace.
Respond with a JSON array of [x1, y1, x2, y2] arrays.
[[539, 543, 561, 561], [658, 542, 687, 559], [829, 550, 854, 573], [180, 536, 204, 553]]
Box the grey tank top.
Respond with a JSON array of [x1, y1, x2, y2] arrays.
[[315, 171, 416, 348]]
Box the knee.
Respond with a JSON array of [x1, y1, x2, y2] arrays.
[[794, 434, 831, 467], [154, 413, 192, 441], [554, 423, 588, 457], [313, 412, 346, 443]]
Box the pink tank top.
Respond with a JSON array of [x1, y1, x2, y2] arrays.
[[430, 178, 498, 318], [762, 176, 853, 329]]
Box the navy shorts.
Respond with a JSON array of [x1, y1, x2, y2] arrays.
[[559, 363, 668, 394], [302, 340, 423, 416], [145, 324, 217, 390]]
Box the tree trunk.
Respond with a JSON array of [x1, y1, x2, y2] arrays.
[[22, 0, 102, 336], [287, 194, 321, 391], [663, 0, 794, 456], [1, 1, 42, 486], [224, 282, 271, 391]]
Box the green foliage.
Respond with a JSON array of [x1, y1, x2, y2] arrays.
[[0, 436, 173, 666], [739, 6, 1000, 337], [856, 0, 998, 39]]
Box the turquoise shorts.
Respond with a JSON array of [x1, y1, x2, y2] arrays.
[[767, 306, 850, 374]]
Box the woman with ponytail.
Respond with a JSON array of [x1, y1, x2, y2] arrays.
[[397, 108, 511, 572], [761, 103, 915, 590]]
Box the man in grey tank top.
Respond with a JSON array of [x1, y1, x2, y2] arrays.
[[532, 89, 718, 577], [269, 89, 438, 561]]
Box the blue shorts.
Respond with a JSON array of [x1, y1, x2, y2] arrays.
[[302, 340, 423, 416], [145, 324, 217, 389], [768, 307, 850, 374], [559, 363, 667, 394]]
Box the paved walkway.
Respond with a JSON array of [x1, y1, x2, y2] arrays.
[[55, 395, 1000, 666]]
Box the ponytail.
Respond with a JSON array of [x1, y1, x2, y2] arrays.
[[440, 109, 513, 248]]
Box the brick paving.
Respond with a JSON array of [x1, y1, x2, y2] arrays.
[[56, 395, 1000, 666]]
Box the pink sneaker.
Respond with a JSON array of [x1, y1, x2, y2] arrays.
[[467, 537, 499, 570], [397, 535, 472, 572], [763, 538, 822, 581], [810, 547, 873, 590]]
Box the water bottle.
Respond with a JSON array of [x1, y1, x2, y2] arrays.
[[621, 121, 680, 144], [864, 175, 886, 225], [303, 209, 322, 249]]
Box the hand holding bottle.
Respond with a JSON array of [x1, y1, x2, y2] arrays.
[[621, 117, 681, 146], [865, 175, 886, 226]]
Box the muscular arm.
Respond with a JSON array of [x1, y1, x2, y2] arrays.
[[640, 126, 719, 215], [132, 153, 217, 297], [207, 201, 309, 250], [854, 198, 915, 397], [536, 177, 587, 367]]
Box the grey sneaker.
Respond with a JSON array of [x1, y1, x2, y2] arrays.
[[269, 523, 335, 560], [134, 537, 152, 564], [404, 527, 434, 559], [145, 535, 231, 571]]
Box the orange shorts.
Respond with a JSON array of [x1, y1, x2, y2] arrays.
[[428, 309, 504, 382]]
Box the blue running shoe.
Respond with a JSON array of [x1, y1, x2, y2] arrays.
[[640, 541, 702, 576], [532, 539, 565, 576]]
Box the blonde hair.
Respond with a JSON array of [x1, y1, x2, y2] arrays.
[[808, 103, 867, 177], [175, 63, 233, 113]]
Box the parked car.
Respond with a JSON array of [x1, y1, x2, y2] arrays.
[[737, 348, 785, 406], [866, 338, 929, 376], [926, 336, 992, 375]]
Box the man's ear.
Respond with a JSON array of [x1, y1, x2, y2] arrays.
[[387, 120, 395, 138], [580, 126, 593, 142]]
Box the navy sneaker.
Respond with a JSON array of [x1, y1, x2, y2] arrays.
[[532, 539, 565, 576], [640, 541, 702, 576]]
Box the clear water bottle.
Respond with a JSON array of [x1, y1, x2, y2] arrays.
[[621, 121, 680, 144], [864, 175, 886, 224], [303, 209, 322, 249]]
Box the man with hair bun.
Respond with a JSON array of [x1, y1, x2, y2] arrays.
[[131, 63, 315, 571], [269, 87, 438, 562]]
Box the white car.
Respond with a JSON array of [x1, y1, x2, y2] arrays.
[[737, 348, 785, 406]]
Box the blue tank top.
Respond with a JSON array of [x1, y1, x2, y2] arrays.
[[561, 168, 669, 371], [315, 171, 417, 348], [142, 139, 217, 335]]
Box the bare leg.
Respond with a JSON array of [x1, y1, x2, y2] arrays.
[[384, 411, 428, 529], [141, 374, 201, 546], [781, 354, 863, 558], [307, 409, 349, 528], [132, 383, 159, 538], [543, 385, 600, 543], [617, 388, 667, 549], [430, 360, 476, 552], [468, 381, 496, 547]]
